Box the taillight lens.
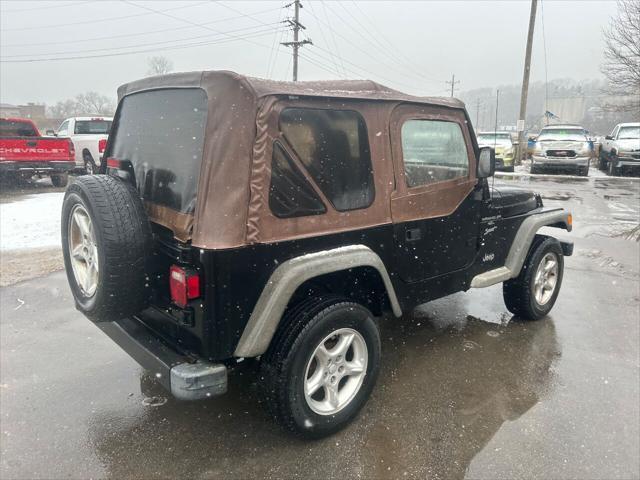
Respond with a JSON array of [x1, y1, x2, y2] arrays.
[[68, 140, 75, 160], [169, 265, 201, 308], [98, 138, 107, 153]]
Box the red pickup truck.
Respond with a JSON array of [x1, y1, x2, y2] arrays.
[[0, 118, 75, 187]]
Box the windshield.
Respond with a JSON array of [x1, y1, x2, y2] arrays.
[[0, 119, 38, 137], [537, 128, 587, 142], [618, 126, 640, 139], [74, 120, 112, 135], [477, 134, 512, 146]]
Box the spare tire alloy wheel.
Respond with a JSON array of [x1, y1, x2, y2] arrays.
[[68, 204, 99, 297], [304, 328, 368, 415], [61, 175, 151, 322]]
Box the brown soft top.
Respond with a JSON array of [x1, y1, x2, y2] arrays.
[[116, 70, 468, 249], [118, 70, 464, 108]]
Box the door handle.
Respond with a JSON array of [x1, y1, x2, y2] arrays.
[[405, 228, 422, 242]]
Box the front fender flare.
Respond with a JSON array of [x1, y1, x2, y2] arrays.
[[234, 245, 401, 358], [471, 209, 572, 288]]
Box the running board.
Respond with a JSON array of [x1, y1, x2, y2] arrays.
[[470, 267, 512, 288]]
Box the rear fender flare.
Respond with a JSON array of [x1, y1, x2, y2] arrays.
[[234, 245, 401, 358]]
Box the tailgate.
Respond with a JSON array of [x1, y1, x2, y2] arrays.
[[0, 137, 71, 162]]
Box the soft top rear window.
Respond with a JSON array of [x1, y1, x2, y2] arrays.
[[108, 88, 208, 213]]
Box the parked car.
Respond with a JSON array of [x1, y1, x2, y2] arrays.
[[531, 124, 593, 176], [0, 117, 75, 186], [53, 116, 112, 174], [60, 71, 573, 438], [599, 122, 640, 176], [477, 131, 516, 171]]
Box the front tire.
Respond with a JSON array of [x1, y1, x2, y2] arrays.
[[608, 157, 619, 176], [260, 296, 381, 438], [503, 236, 564, 320]]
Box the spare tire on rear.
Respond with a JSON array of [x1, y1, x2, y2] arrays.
[[61, 174, 152, 322]]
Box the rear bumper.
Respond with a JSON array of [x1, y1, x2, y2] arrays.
[[97, 317, 227, 400], [0, 160, 76, 174]]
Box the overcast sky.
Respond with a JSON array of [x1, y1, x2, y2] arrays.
[[0, 0, 619, 106]]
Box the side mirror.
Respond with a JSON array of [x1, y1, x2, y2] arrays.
[[605, 135, 613, 140], [477, 146, 495, 178], [45, 129, 56, 136]]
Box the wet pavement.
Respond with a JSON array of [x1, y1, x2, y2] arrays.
[[1, 174, 639, 479]]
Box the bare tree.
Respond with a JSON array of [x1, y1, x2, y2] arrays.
[[47, 92, 115, 119], [601, 0, 640, 112], [75, 91, 115, 115], [147, 56, 173, 76]]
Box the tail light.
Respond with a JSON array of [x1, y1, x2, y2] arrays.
[[68, 139, 75, 160], [169, 265, 201, 308], [98, 138, 107, 154]]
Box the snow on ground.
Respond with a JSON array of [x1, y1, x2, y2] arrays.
[[0, 192, 64, 251]]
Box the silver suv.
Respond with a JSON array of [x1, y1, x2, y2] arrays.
[[531, 124, 593, 176]]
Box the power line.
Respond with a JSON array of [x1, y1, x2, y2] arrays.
[[2, 23, 286, 59], [0, 30, 281, 63], [332, 1, 442, 85], [1, 5, 283, 48], [305, 3, 440, 91], [319, 0, 346, 76], [307, 0, 345, 78], [1, 1, 210, 31], [122, 0, 282, 52], [266, 2, 287, 78], [305, 46, 427, 93], [1, 1, 91, 13]]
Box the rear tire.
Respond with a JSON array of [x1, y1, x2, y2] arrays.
[[260, 295, 381, 438], [61, 174, 152, 322], [51, 173, 68, 187], [503, 236, 564, 320], [84, 153, 97, 175]]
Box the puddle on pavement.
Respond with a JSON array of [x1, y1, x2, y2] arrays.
[[86, 300, 561, 479]]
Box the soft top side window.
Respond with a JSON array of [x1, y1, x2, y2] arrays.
[[400, 119, 469, 188], [269, 142, 326, 218], [279, 107, 374, 212]]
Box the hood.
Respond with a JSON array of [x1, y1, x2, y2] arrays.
[[491, 186, 540, 218]]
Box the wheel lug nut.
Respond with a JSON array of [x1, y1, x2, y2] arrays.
[[331, 376, 336, 383], [338, 366, 344, 373]]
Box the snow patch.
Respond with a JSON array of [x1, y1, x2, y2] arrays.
[[0, 192, 64, 251]]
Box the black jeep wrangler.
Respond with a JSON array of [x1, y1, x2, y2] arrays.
[[61, 71, 573, 438]]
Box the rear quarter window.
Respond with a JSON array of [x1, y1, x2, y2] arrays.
[[279, 108, 374, 212], [108, 88, 208, 213]]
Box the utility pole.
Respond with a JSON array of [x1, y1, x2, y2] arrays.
[[516, 0, 538, 165], [475, 98, 482, 130], [446, 74, 460, 97], [281, 0, 312, 81]]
